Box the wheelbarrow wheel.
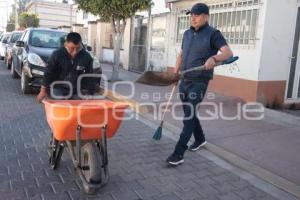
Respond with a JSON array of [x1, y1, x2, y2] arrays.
[[81, 142, 102, 194]]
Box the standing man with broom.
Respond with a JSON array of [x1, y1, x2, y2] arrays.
[[166, 3, 233, 166]]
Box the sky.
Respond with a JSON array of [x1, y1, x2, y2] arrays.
[[0, 0, 169, 32]]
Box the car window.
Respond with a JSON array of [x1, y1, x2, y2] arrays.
[[29, 30, 67, 48], [2, 34, 10, 42], [9, 33, 23, 43]]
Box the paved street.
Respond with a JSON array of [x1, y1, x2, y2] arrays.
[[0, 60, 296, 200], [101, 63, 300, 188]]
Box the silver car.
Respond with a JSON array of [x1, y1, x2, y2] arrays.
[[0, 32, 11, 60]]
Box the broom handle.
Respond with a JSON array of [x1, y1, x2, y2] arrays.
[[181, 65, 205, 75], [181, 56, 239, 75], [161, 83, 177, 122]]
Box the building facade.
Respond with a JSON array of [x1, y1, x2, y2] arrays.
[[166, 0, 300, 106], [26, 0, 76, 29]]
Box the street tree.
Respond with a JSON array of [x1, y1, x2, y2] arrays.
[[18, 12, 39, 29], [75, 0, 152, 81]]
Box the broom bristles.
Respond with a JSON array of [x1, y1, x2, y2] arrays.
[[153, 126, 162, 140]]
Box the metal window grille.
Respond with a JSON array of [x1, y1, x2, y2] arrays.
[[176, 0, 261, 45]]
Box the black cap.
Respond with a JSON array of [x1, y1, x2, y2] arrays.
[[186, 3, 209, 15]]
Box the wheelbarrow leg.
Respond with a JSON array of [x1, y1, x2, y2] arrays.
[[100, 125, 109, 184], [49, 135, 65, 170], [76, 125, 82, 168]]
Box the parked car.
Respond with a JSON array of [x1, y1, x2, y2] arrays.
[[0, 31, 4, 40], [0, 35, 3, 46], [0, 32, 11, 60], [4, 31, 23, 69], [11, 28, 102, 94]]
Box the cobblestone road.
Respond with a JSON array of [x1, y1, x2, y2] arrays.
[[0, 61, 283, 200]]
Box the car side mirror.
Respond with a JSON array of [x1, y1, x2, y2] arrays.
[[16, 40, 25, 47], [86, 46, 92, 51], [2, 39, 8, 44]]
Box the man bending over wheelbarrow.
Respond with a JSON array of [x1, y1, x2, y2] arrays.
[[37, 32, 95, 102], [166, 3, 233, 166]]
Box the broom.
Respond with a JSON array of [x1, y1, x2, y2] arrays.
[[151, 56, 240, 140], [153, 83, 178, 140]]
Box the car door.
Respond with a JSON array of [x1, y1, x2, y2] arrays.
[[15, 31, 29, 75]]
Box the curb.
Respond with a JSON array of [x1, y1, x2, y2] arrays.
[[104, 88, 300, 199], [264, 108, 300, 127]]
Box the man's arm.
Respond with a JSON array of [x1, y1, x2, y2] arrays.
[[205, 30, 233, 70], [36, 52, 59, 102], [212, 45, 233, 63], [43, 52, 60, 89], [174, 50, 183, 74], [83, 57, 95, 95]]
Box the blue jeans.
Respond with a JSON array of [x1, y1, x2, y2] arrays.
[[173, 80, 209, 156]]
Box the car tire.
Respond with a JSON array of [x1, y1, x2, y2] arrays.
[[11, 60, 19, 79], [21, 68, 32, 94]]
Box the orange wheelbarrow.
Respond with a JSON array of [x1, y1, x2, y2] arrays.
[[42, 99, 128, 194]]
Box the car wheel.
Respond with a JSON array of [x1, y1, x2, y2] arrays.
[[21, 68, 32, 94], [11, 60, 19, 79]]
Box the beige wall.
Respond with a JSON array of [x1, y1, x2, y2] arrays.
[[72, 24, 84, 36], [93, 19, 131, 70], [26, 1, 76, 29]]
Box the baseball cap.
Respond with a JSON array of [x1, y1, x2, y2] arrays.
[[186, 3, 209, 15]]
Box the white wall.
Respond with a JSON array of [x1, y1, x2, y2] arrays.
[[75, 9, 98, 27], [259, 0, 298, 81], [149, 14, 169, 71], [166, 0, 267, 82], [102, 48, 126, 66], [102, 48, 114, 63]]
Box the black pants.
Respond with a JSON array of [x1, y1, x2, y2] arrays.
[[173, 80, 209, 156]]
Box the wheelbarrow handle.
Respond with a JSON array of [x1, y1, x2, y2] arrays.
[[181, 56, 239, 75]]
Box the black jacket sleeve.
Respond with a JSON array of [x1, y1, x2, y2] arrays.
[[43, 50, 60, 88], [82, 55, 96, 95]]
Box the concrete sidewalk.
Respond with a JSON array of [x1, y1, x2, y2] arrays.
[[101, 63, 300, 198]]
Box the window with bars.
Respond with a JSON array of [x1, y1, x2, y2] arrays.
[[176, 0, 260, 45]]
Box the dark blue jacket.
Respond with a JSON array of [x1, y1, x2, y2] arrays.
[[181, 23, 227, 80]]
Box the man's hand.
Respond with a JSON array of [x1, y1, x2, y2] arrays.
[[36, 87, 48, 103], [204, 57, 216, 70]]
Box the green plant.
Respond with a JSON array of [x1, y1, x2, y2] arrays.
[[18, 12, 39, 28], [75, 0, 152, 81]]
